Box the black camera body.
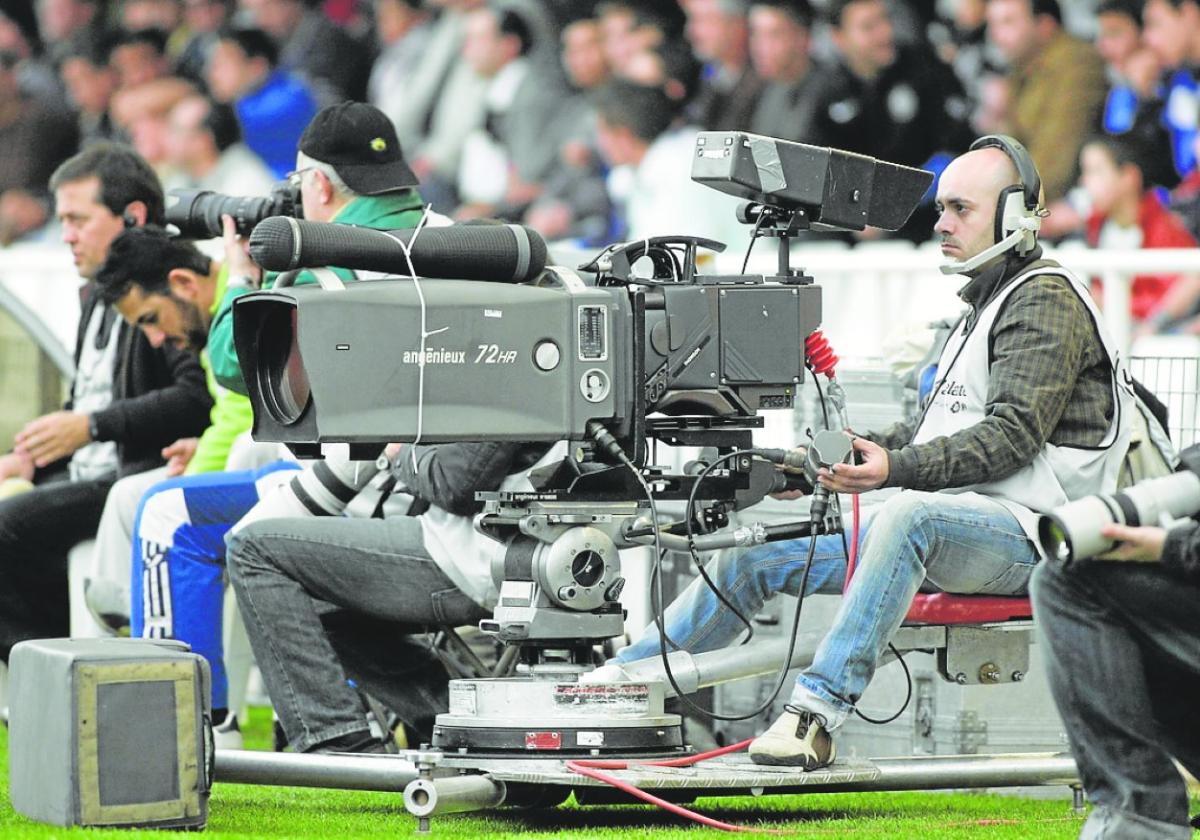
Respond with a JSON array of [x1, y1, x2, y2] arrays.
[[165, 181, 302, 239]]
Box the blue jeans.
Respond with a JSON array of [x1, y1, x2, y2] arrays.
[[227, 516, 490, 753], [131, 462, 300, 709], [616, 491, 1038, 728], [1032, 559, 1200, 840]]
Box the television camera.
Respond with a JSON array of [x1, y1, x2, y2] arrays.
[[232, 132, 932, 755]]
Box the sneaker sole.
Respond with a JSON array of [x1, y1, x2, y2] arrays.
[[747, 750, 832, 770]]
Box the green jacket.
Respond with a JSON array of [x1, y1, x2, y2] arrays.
[[207, 190, 426, 395], [187, 266, 256, 474]]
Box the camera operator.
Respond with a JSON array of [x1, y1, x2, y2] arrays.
[[1032, 515, 1200, 839], [207, 99, 432, 395], [224, 437, 563, 753], [590, 135, 1135, 771]]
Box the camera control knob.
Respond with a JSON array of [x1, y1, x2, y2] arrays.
[[534, 341, 561, 371]]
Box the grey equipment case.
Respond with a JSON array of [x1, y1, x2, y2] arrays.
[[8, 637, 212, 829]]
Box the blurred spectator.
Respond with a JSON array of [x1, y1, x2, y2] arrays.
[[684, 0, 764, 130], [1080, 134, 1200, 333], [239, 0, 373, 102], [367, 0, 432, 151], [110, 75, 196, 180], [175, 0, 232, 87], [986, 0, 1107, 203], [28, 0, 105, 112], [406, 0, 488, 211], [926, 0, 1004, 120], [594, 79, 744, 249], [0, 4, 61, 104], [454, 3, 567, 219], [108, 27, 172, 90], [812, 0, 970, 164], [747, 0, 826, 141], [522, 14, 612, 242], [0, 49, 79, 243], [1095, 0, 1175, 187], [809, 0, 971, 239], [1141, 0, 1200, 180], [206, 26, 319, 177], [60, 40, 122, 146], [163, 94, 276, 194], [120, 0, 191, 60], [599, 2, 683, 65]]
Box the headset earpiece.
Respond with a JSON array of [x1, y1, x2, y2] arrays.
[[969, 134, 1042, 257]]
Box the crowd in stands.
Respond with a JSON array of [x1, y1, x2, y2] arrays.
[[2, 0, 1200, 335]]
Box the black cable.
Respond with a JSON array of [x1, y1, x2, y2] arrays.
[[853, 644, 913, 724], [808, 363, 913, 725], [616, 445, 826, 722], [739, 213, 768, 275]]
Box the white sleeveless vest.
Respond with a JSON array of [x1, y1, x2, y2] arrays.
[[911, 264, 1134, 555], [418, 441, 568, 608]]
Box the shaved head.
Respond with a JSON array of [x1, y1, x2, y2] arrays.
[[933, 146, 1025, 270]]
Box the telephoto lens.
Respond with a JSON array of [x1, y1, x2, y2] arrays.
[[164, 182, 301, 239], [1039, 461, 1200, 564]]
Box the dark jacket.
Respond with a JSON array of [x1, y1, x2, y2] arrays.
[[66, 290, 213, 478], [395, 441, 552, 517], [1162, 520, 1200, 584]]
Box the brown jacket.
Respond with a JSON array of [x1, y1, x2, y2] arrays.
[[1007, 31, 1107, 203]]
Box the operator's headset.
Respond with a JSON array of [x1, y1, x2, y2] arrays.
[[940, 134, 1045, 275]]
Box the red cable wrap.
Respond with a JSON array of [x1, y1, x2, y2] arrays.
[[804, 330, 838, 378]]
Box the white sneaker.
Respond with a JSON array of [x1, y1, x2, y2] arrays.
[[578, 663, 634, 684], [213, 713, 243, 750], [749, 706, 835, 770]]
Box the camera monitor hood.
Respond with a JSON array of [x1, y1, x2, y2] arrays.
[[691, 132, 934, 231]]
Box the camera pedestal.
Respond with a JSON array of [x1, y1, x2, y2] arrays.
[[431, 677, 684, 756]]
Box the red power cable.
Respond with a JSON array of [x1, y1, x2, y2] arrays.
[[566, 739, 788, 834]]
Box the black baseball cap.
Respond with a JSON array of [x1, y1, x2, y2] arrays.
[[298, 102, 418, 196]]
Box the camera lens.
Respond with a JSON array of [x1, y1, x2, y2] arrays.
[[255, 305, 311, 425]]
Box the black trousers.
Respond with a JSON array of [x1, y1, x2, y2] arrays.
[[0, 471, 114, 660]]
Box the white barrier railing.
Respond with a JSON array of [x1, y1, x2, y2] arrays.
[[5, 240, 1200, 366]]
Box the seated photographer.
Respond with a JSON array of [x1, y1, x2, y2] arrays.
[[208, 99, 433, 395], [592, 136, 1135, 770], [1032, 492, 1200, 840], [84, 101, 435, 740], [225, 439, 563, 753]]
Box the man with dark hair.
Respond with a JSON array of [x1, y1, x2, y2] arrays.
[[205, 26, 318, 177], [747, 0, 826, 141], [164, 93, 275, 195], [985, 0, 1107, 202], [59, 38, 121, 146], [1142, 0, 1200, 181], [239, 0, 373, 103], [684, 0, 764, 131], [107, 27, 170, 90], [807, 0, 971, 239], [593, 79, 743, 247], [0, 142, 212, 661], [1032, 510, 1200, 840], [1091, 0, 1177, 189], [454, 2, 568, 219], [95, 226, 219, 352], [0, 47, 79, 243]]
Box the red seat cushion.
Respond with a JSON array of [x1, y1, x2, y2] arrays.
[[904, 593, 1033, 625]]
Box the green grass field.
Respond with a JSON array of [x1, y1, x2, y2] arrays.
[[0, 707, 1109, 839]]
